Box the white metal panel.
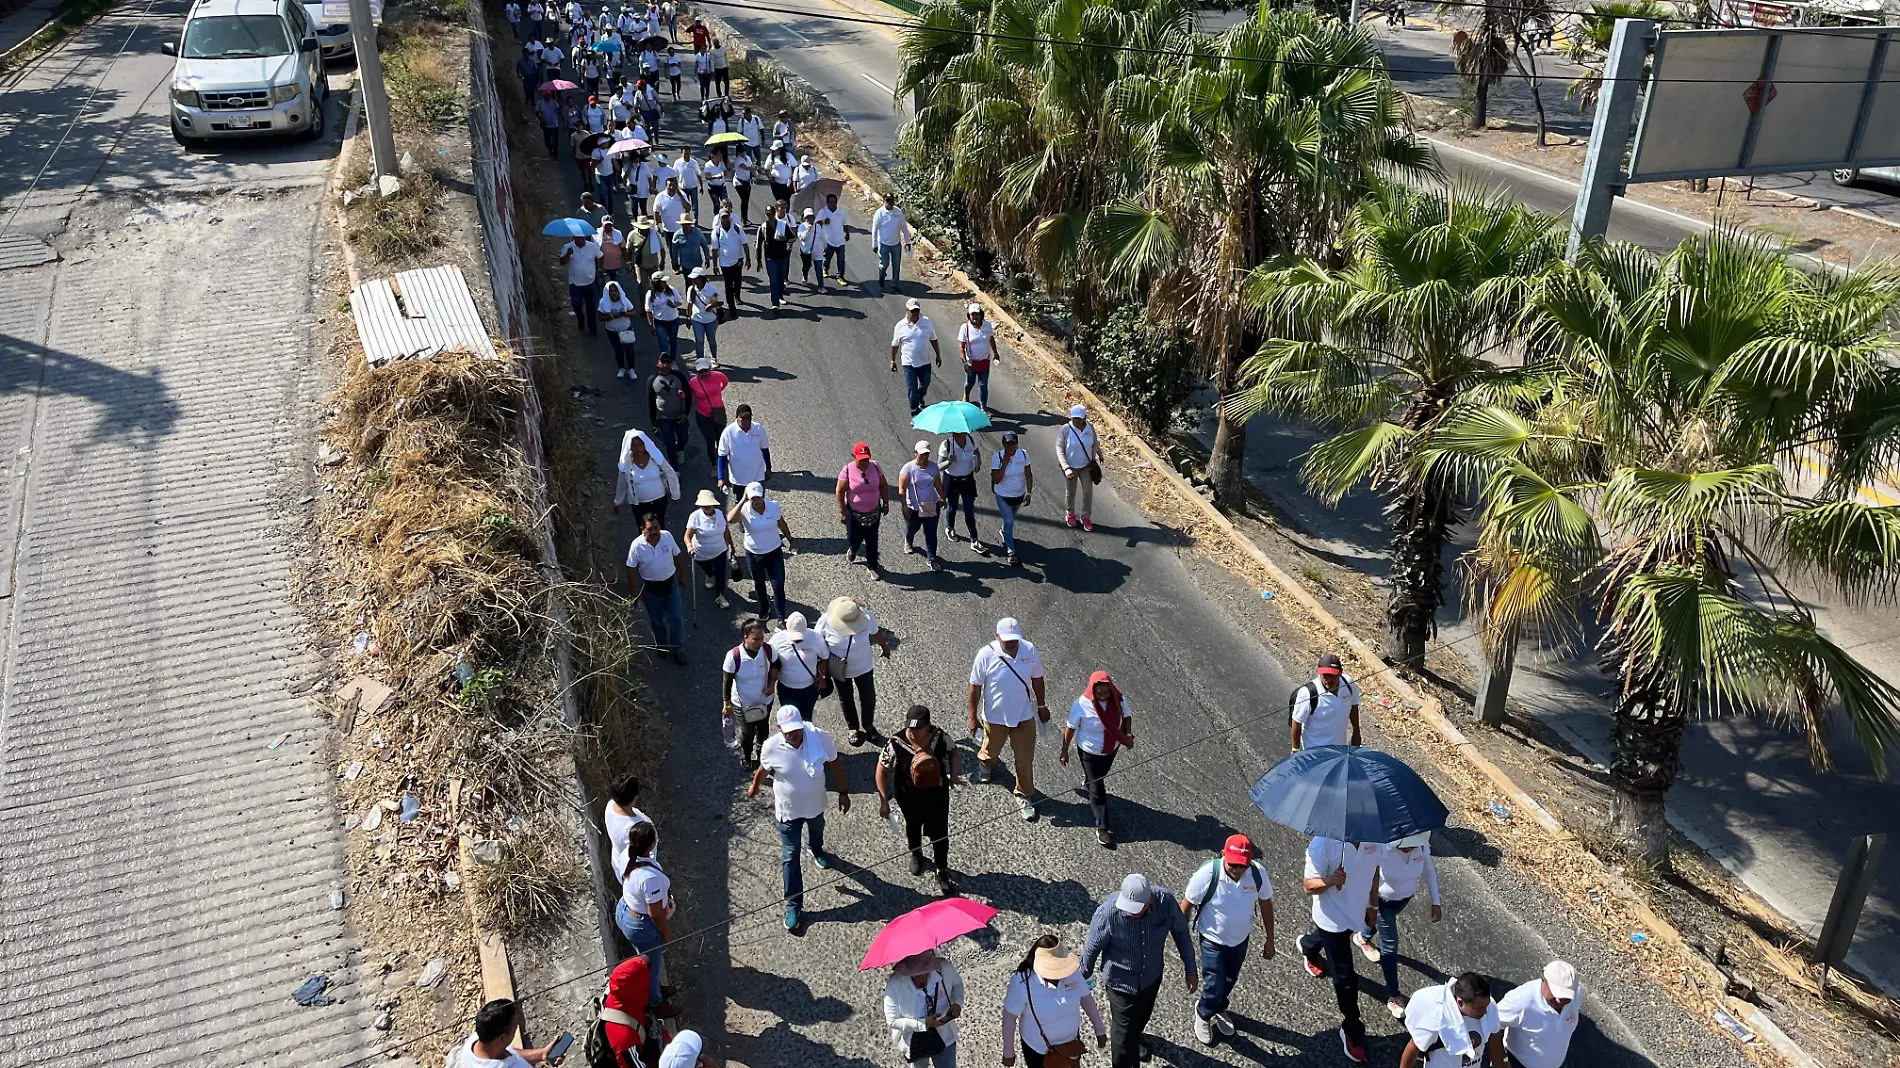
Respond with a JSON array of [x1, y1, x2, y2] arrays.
[[350, 263, 497, 366], [1627, 32, 1767, 180], [1750, 31, 1876, 167]]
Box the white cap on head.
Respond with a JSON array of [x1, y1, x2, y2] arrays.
[[745, 481, 765, 499], [784, 611, 809, 637], [914, 439, 931, 454], [995, 617, 1022, 641], [905, 298, 921, 311], [776, 705, 805, 732], [967, 302, 982, 315], [1069, 404, 1087, 419], [1543, 960, 1577, 999]]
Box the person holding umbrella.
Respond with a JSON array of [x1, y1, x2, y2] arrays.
[[748, 705, 850, 934], [885, 951, 964, 1068], [1001, 936, 1105, 1068], [1059, 670, 1133, 847], [877, 705, 959, 892], [1300, 834, 1383, 1063], [1082, 875, 1195, 1068]]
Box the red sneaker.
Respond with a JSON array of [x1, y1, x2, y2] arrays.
[[1080, 516, 1093, 531], [1339, 1028, 1368, 1064], [1303, 956, 1324, 978], [1065, 511, 1077, 528]]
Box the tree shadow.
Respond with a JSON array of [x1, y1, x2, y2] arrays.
[[719, 363, 797, 383], [1432, 825, 1503, 869], [0, 332, 182, 447], [954, 870, 1101, 927]]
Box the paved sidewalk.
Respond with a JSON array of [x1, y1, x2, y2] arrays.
[[0, 0, 59, 55]]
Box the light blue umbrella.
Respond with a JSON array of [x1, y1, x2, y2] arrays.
[[1248, 745, 1448, 843], [912, 401, 991, 435], [592, 38, 622, 52], [543, 217, 597, 237]]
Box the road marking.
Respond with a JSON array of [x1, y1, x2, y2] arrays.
[[861, 72, 894, 94], [778, 21, 810, 42]]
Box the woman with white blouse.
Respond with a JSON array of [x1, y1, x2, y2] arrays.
[[1059, 671, 1135, 848], [615, 821, 674, 1009], [1000, 935, 1105, 1068], [614, 429, 681, 531], [884, 951, 964, 1068], [683, 488, 736, 609]]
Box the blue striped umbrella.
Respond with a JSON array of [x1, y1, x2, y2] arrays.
[[1248, 745, 1448, 844]]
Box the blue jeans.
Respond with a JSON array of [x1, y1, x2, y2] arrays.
[[878, 241, 902, 283], [654, 416, 688, 467], [1360, 895, 1413, 994], [1197, 937, 1249, 1021], [692, 318, 719, 362], [614, 901, 665, 1005], [995, 494, 1022, 555], [778, 812, 826, 911], [653, 318, 679, 359], [747, 547, 787, 620], [682, 184, 700, 217], [765, 254, 789, 305], [594, 173, 616, 213], [569, 282, 598, 332], [823, 242, 845, 278], [640, 580, 684, 652], [963, 366, 989, 408], [902, 363, 932, 415]]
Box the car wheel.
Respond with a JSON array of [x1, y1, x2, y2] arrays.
[[171, 119, 200, 149], [303, 95, 327, 140], [1832, 168, 1859, 187]]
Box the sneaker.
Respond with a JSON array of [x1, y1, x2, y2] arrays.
[[809, 849, 835, 870], [934, 870, 956, 894], [1065, 511, 1077, 528], [904, 544, 917, 555], [715, 595, 730, 609], [846, 548, 858, 563], [616, 368, 628, 378], [946, 529, 963, 542], [1006, 552, 1020, 566], [1096, 828, 1114, 848], [928, 558, 943, 572], [1339, 1028, 1368, 1064], [1302, 955, 1324, 979], [970, 540, 988, 556], [1193, 1016, 1214, 1046], [704, 575, 716, 589], [1081, 517, 1093, 532], [1213, 1013, 1235, 1037], [1354, 931, 1381, 962], [784, 905, 801, 932], [1386, 996, 1407, 1019], [910, 853, 928, 876], [968, 762, 988, 784], [1018, 798, 1037, 822]]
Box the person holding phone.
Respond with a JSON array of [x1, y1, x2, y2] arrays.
[[447, 999, 566, 1066]]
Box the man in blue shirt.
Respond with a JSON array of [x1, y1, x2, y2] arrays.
[[1082, 874, 1196, 1068]]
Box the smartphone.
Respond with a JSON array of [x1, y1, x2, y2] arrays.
[[547, 1033, 575, 1062]]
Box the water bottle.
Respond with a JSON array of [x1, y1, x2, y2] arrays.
[[722, 711, 738, 749], [888, 811, 905, 838]]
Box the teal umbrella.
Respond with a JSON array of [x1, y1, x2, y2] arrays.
[[912, 401, 990, 435]]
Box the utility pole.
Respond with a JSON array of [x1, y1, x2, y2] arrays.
[[1565, 17, 1655, 261], [348, 0, 399, 183]]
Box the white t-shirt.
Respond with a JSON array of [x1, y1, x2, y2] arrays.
[[1003, 971, 1090, 1053], [605, 801, 655, 879], [565, 240, 604, 285], [1183, 859, 1273, 948], [619, 856, 672, 916], [445, 1036, 532, 1068], [676, 156, 701, 188], [1292, 675, 1359, 748], [892, 316, 938, 368], [646, 287, 682, 322], [992, 448, 1031, 497], [690, 281, 724, 323], [969, 640, 1043, 727], [685, 508, 729, 561], [654, 190, 687, 231], [1374, 843, 1441, 904], [1064, 695, 1131, 756], [872, 205, 910, 245], [957, 320, 994, 365], [758, 726, 839, 821], [769, 628, 829, 689], [814, 204, 846, 246], [1059, 422, 1098, 471], [722, 642, 778, 708], [1498, 979, 1581, 1068], [816, 613, 880, 679], [714, 222, 746, 266], [1304, 837, 1384, 933], [626, 532, 680, 581], [1404, 986, 1502, 1068], [736, 499, 784, 554], [939, 436, 978, 478], [718, 422, 771, 486]]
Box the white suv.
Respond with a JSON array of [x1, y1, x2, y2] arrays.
[[164, 0, 329, 146]]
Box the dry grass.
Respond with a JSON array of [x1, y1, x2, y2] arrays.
[[383, 20, 462, 131], [342, 166, 449, 261], [469, 817, 585, 937]]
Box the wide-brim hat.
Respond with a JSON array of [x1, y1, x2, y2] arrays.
[[694, 489, 720, 507], [1032, 944, 1080, 981], [893, 951, 939, 977], [824, 596, 873, 636]]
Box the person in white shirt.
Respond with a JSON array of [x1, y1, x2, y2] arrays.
[[1300, 835, 1384, 1063], [1058, 403, 1102, 531], [675, 146, 702, 217], [625, 512, 686, 662], [989, 431, 1033, 565], [646, 272, 684, 361], [794, 154, 820, 191], [711, 37, 730, 94], [936, 431, 985, 552], [871, 191, 913, 291], [889, 299, 942, 417], [1358, 831, 1443, 1017], [1291, 652, 1362, 750], [1497, 961, 1581, 1068], [1059, 670, 1133, 846], [1181, 834, 1275, 1045], [739, 106, 764, 149], [957, 303, 996, 410], [723, 618, 780, 768], [665, 49, 682, 95], [1000, 938, 1106, 1068], [560, 234, 605, 335], [769, 143, 797, 204], [815, 595, 891, 746], [966, 617, 1046, 820], [747, 705, 849, 932], [614, 821, 673, 1008], [814, 191, 848, 281], [446, 999, 560, 1068], [599, 279, 640, 375], [728, 482, 795, 622], [702, 150, 728, 212], [769, 611, 830, 722], [604, 773, 656, 880], [772, 111, 797, 151], [796, 205, 820, 289], [683, 488, 735, 609], [693, 47, 713, 97], [711, 202, 748, 307], [1401, 973, 1505, 1068], [613, 428, 680, 530], [716, 403, 771, 489], [686, 267, 724, 365], [653, 177, 688, 243], [884, 951, 965, 1068], [731, 148, 755, 223]]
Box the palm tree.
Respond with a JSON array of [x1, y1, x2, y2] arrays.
[[1224, 184, 1562, 667], [1449, 0, 1511, 128], [1423, 229, 1900, 867], [1096, 3, 1432, 505]]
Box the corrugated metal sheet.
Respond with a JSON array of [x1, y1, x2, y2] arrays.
[[351, 263, 497, 366]]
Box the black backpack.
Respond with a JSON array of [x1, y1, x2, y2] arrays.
[[1188, 857, 1265, 931], [584, 990, 645, 1068], [1286, 682, 1320, 725]]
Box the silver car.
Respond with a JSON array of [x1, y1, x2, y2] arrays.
[[164, 0, 329, 146], [1832, 164, 1900, 191], [305, 1, 355, 61]]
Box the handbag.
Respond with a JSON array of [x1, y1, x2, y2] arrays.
[[1022, 974, 1087, 1068], [619, 329, 638, 344], [906, 980, 948, 1061]]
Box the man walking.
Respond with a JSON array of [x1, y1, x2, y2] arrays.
[[1400, 972, 1505, 1068], [1082, 874, 1196, 1068], [966, 617, 1047, 821], [1291, 652, 1362, 751], [1300, 835, 1384, 1063], [876, 705, 959, 893], [756, 201, 796, 311], [1182, 835, 1275, 1045], [712, 203, 749, 308], [814, 191, 848, 281], [1058, 404, 1101, 531], [717, 404, 772, 493], [890, 298, 941, 417], [646, 351, 692, 468], [871, 191, 912, 291], [748, 705, 849, 934], [1498, 962, 1582, 1068], [560, 232, 604, 335]]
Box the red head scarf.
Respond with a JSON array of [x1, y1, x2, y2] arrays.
[[1084, 670, 1133, 752]]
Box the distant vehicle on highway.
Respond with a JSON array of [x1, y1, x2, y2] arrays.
[[1833, 164, 1900, 191], [305, 1, 355, 61], [163, 0, 329, 146]]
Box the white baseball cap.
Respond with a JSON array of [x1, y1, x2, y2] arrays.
[[1544, 960, 1577, 1000], [966, 302, 982, 315], [995, 617, 1022, 641], [905, 298, 921, 311], [776, 705, 805, 732], [745, 481, 765, 499], [914, 439, 931, 454], [1069, 404, 1087, 419]]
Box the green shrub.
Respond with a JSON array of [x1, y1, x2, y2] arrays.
[[1077, 304, 1199, 435]]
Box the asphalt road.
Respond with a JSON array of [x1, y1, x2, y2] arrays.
[[0, 6, 372, 1065], [524, 17, 1743, 1067]]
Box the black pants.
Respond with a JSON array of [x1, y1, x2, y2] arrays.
[[943, 474, 979, 540], [715, 68, 730, 94], [542, 124, 560, 157], [632, 496, 668, 532], [694, 552, 730, 600], [738, 712, 770, 766], [1079, 749, 1115, 829], [779, 681, 819, 721], [735, 180, 752, 222], [1297, 927, 1364, 1037], [772, 180, 793, 204], [1107, 980, 1161, 1068], [721, 261, 745, 306], [846, 509, 882, 567], [697, 71, 711, 97], [1020, 1044, 1046, 1068], [835, 672, 876, 734], [897, 788, 950, 871], [694, 410, 725, 465]]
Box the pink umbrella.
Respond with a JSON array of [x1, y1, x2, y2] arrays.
[[607, 138, 651, 154], [858, 897, 999, 971], [538, 79, 580, 92]]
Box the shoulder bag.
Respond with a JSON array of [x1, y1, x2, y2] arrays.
[[1021, 974, 1088, 1068], [906, 976, 948, 1061]]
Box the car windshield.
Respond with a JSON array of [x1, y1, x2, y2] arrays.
[[180, 15, 292, 58]]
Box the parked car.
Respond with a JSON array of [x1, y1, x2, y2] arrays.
[[304, 1, 355, 61], [164, 0, 329, 146], [1832, 165, 1900, 191]]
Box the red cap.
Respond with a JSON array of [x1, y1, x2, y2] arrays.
[[1317, 652, 1344, 676], [1223, 834, 1253, 864], [852, 442, 872, 460]]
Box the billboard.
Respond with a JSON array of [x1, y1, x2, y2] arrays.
[[1625, 26, 1900, 182]]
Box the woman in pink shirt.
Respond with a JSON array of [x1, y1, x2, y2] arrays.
[[834, 441, 890, 574], [687, 358, 729, 471]]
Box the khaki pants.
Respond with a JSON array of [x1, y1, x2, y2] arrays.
[[978, 719, 1038, 799], [1065, 472, 1094, 517]]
